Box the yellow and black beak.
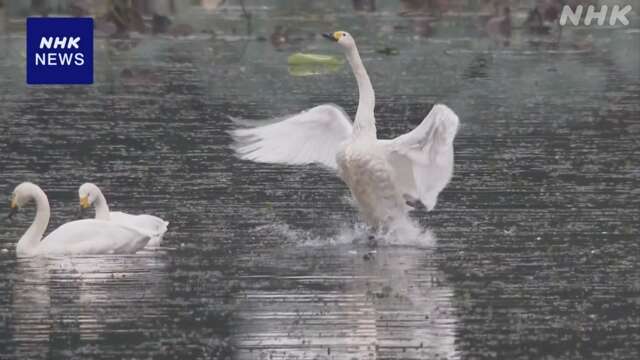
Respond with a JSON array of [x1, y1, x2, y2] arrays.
[[79, 195, 90, 209], [7, 198, 18, 219], [322, 32, 339, 42]]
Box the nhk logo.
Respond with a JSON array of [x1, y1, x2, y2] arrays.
[[26, 17, 93, 84], [559, 5, 633, 26], [36, 37, 85, 66]]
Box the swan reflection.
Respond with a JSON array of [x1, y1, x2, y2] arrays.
[[10, 254, 167, 358], [233, 233, 459, 359]]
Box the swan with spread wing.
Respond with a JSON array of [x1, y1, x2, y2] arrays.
[[231, 31, 459, 227]]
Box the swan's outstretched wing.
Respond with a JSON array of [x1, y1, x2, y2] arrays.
[[110, 211, 169, 247], [38, 219, 151, 255], [230, 104, 353, 169], [382, 104, 459, 211]]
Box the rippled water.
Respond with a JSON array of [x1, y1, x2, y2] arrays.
[[1, 1, 639, 359]]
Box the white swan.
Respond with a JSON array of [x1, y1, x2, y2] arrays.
[[78, 183, 168, 247], [231, 31, 459, 227], [8, 182, 151, 257]]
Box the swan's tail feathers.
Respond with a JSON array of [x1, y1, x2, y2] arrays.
[[156, 220, 169, 236], [145, 219, 169, 247], [108, 212, 169, 247], [229, 104, 353, 169]]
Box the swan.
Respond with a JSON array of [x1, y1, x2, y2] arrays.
[[78, 183, 168, 247], [231, 31, 459, 228], [8, 182, 151, 257]]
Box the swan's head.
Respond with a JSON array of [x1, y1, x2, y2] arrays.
[[8, 182, 41, 218], [322, 31, 356, 50], [78, 183, 101, 208]]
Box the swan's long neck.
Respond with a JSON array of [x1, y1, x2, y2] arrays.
[[345, 46, 376, 139], [93, 190, 110, 220], [16, 188, 50, 256]]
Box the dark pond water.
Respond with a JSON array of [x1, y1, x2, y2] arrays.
[[1, 1, 639, 359]]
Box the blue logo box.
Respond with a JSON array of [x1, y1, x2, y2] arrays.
[[26, 17, 94, 85]]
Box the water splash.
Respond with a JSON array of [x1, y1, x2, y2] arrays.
[[254, 215, 436, 248]]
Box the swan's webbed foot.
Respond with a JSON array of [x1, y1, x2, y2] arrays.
[[364, 235, 377, 261], [405, 199, 425, 209], [363, 251, 375, 261], [367, 234, 378, 249], [403, 194, 425, 209]]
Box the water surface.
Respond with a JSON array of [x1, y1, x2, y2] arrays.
[[1, 1, 639, 359]]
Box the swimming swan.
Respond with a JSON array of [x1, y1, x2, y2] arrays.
[[78, 183, 168, 247], [8, 182, 151, 257], [231, 31, 459, 227]]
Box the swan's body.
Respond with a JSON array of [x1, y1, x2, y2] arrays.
[[231, 31, 459, 227], [9, 182, 151, 257], [79, 183, 168, 247], [337, 137, 407, 225]]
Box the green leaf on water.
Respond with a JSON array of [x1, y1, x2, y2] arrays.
[[287, 53, 344, 77], [287, 53, 344, 76], [287, 53, 344, 66]]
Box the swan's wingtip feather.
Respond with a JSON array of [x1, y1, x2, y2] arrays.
[[432, 103, 457, 116], [430, 104, 460, 129], [228, 128, 255, 138], [227, 114, 247, 124]]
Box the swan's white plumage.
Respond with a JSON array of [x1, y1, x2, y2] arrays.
[[36, 219, 151, 255], [231, 104, 352, 169], [109, 212, 168, 247], [232, 103, 459, 223], [230, 31, 459, 226], [337, 137, 407, 226], [78, 183, 168, 247], [10, 182, 151, 257], [382, 104, 459, 210]]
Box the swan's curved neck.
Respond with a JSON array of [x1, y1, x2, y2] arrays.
[[93, 190, 110, 220], [16, 188, 50, 256], [345, 46, 376, 139]]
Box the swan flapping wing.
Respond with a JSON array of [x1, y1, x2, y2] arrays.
[[383, 104, 460, 211], [230, 104, 353, 169]]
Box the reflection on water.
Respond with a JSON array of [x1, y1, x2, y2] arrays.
[[0, 0, 639, 359], [232, 242, 458, 359], [9, 255, 169, 358], [234, 226, 458, 359]]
